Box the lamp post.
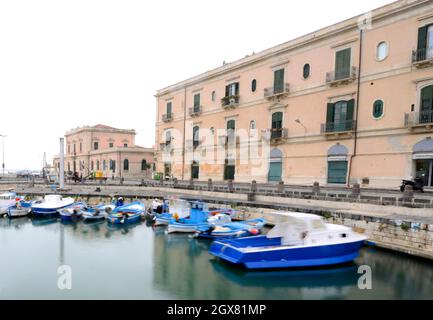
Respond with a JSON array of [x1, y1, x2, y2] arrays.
[[0, 134, 6, 177]]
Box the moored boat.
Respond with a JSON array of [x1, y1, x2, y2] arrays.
[[107, 201, 145, 224], [0, 192, 22, 215], [209, 212, 367, 269], [195, 218, 265, 240], [82, 204, 116, 221], [7, 202, 31, 218], [58, 202, 87, 221], [31, 195, 75, 217]]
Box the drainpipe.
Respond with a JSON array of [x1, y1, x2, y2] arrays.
[[347, 28, 363, 187], [181, 87, 187, 180]]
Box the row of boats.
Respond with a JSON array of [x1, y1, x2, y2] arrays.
[[0, 191, 368, 270]]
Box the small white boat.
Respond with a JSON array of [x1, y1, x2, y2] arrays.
[[0, 192, 20, 215], [31, 195, 75, 217], [58, 202, 87, 221], [7, 202, 31, 218], [82, 204, 116, 221]]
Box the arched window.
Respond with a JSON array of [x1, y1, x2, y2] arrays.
[[103, 160, 106, 171], [303, 64, 311, 79], [373, 100, 384, 118], [141, 159, 147, 171], [123, 159, 129, 171], [376, 42, 388, 61], [211, 91, 216, 102], [420, 85, 433, 124], [96, 160, 100, 171], [110, 160, 116, 172], [251, 79, 257, 92], [191, 161, 199, 179], [91, 161, 94, 171], [165, 131, 172, 145], [250, 120, 256, 130], [193, 126, 200, 148], [327, 144, 349, 185]]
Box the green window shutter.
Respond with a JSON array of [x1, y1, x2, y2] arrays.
[[418, 26, 428, 51], [326, 103, 335, 124], [274, 69, 284, 93], [272, 112, 283, 129], [225, 85, 230, 97], [194, 94, 200, 107], [166, 102, 172, 115], [235, 82, 239, 95], [227, 120, 236, 130], [346, 99, 355, 122], [193, 126, 199, 143], [335, 48, 351, 79], [328, 161, 348, 184]]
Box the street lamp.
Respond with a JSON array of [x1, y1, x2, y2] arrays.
[[0, 134, 6, 177]]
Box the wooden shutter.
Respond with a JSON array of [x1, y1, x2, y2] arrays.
[[335, 48, 351, 79], [274, 69, 284, 93], [235, 82, 239, 95], [418, 26, 428, 51], [166, 102, 172, 115], [326, 103, 335, 124], [225, 85, 230, 97], [194, 94, 200, 107], [272, 112, 283, 129], [346, 99, 355, 121]]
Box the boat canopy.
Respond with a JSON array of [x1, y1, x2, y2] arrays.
[[169, 199, 191, 219], [45, 195, 63, 202], [0, 192, 16, 200], [266, 212, 327, 246]]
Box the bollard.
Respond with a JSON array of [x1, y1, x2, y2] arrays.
[[403, 184, 414, 201], [251, 180, 257, 193], [120, 177, 124, 185], [207, 179, 213, 191], [189, 178, 194, 189], [352, 183, 361, 197], [227, 180, 234, 193], [313, 181, 320, 194], [277, 181, 285, 194], [247, 192, 255, 202], [173, 178, 178, 188]]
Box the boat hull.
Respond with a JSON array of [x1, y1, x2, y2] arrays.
[[7, 207, 30, 218], [108, 214, 142, 224], [209, 237, 365, 269], [167, 223, 210, 234]]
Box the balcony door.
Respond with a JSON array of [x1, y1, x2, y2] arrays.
[[271, 112, 283, 139], [326, 99, 354, 132], [335, 48, 351, 80], [428, 25, 433, 59], [273, 69, 285, 94], [268, 148, 283, 182], [420, 85, 433, 124]]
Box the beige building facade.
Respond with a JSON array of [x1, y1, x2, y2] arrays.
[[155, 0, 433, 189], [54, 124, 154, 179]]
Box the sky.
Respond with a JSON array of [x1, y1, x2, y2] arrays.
[[0, 0, 395, 171]]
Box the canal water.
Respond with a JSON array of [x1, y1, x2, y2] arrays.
[[0, 216, 432, 300]]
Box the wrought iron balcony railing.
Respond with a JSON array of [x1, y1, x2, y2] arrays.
[[189, 106, 202, 117], [405, 110, 433, 128], [262, 128, 288, 142], [264, 83, 290, 100], [221, 95, 240, 108], [412, 47, 433, 67], [326, 67, 357, 84], [162, 113, 173, 123], [321, 120, 356, 134]]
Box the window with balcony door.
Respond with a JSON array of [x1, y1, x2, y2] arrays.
[[271, 112, 283, 139], [166, 102, 172, 116], [420, 85, 433, 124], [273, 69, 285, 94], [334, 48, 351, 80], [94, 142, 99, 150], [123, 159, 129, 171], [165, 131, 172, 145], [225, 83, 239, 97], [326, 100, 355, 132], [417, 24, 433, 61], [193, 94, 200, 112], [193, 126, 200, 148]]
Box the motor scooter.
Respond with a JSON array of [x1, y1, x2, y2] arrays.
[[400, 177, 425, 193]]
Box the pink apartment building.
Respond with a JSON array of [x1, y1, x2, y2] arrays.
[[155, 0, 433, 189], [53, 124, 154, 179]]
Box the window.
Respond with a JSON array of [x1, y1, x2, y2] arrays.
[[96, 160, 100, 171], [225, 83, 239, 97], [273, 69, 285, 93], [376, 42, 388, 61], [166, 102, 172, 115], [326, 100, 355, 132], [91, 161, 94, 171], [194, 93, 201, 108], [251, 79, 257, 92], [110, 160, 116, 172], [193, 126, 200, 148], [271, 112, 283, 139], [224, 159, 235, 180], [141, 159, 147, 171], [303, 64, 311, 79], [420, 85, 433, 124], [103, 160, 106, 171], [73, 144, 76, 153], [94, 142, 99, 150], [109, 142, 114, 148], [335, 48, 351, 80], [250, 120, 256, 130], [227, 119, 236, 140], [124, 143, 128, 147], [211, 91, 216, 102], [165, 131, 172, 145], [123, 159, 129, 171], [191, 161, 199, 179], [373, 100, 384, 118], [79, 143, 82, 153]]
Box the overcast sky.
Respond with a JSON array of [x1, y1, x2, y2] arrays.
[[0, 0, 394, 171]]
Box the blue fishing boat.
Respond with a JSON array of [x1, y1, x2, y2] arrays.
[[82, 203, 116, 222], [209, 212, 367, 269], [31, 195, 75, 217], [58, 202, 87, 221], [195, 218, 266, 239], [166, 200, 232, 234], [107, 201, 145, 224]]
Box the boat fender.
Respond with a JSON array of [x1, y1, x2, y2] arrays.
[[250, 228, 259, 235]]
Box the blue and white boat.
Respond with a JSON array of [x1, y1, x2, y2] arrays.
[[0, 192, 22, 215], [31, 195, 75, 217], [58, 202, 87, 221], [82, 203, 116, 222], [166, 200, 232, 234], [196, 217, 266, 240], [209, 212, 367, 269], [108, 201, 145, 224]]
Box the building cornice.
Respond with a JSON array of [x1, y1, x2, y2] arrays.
[[65, 126, 136, 137], [155, 0, 431, 97]]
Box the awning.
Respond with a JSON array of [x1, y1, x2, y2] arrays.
[[328, 143, 348, 161], [413, 138, 433, 160]]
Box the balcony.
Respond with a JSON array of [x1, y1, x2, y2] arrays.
[[186, 139, 201, 150], [405, 111, 433, 131], [321, 120, 356, 138], [264, 83, 290, 100], [218, 134, 239, 147], [159, 141, 173, 153], [221, 95, 240, 109], [189, 106, 202, 117], [262, 128, 288, 144], [326, 67, 357, 87], [162, 113, 173, 123], [412, 47, 433, 68]]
